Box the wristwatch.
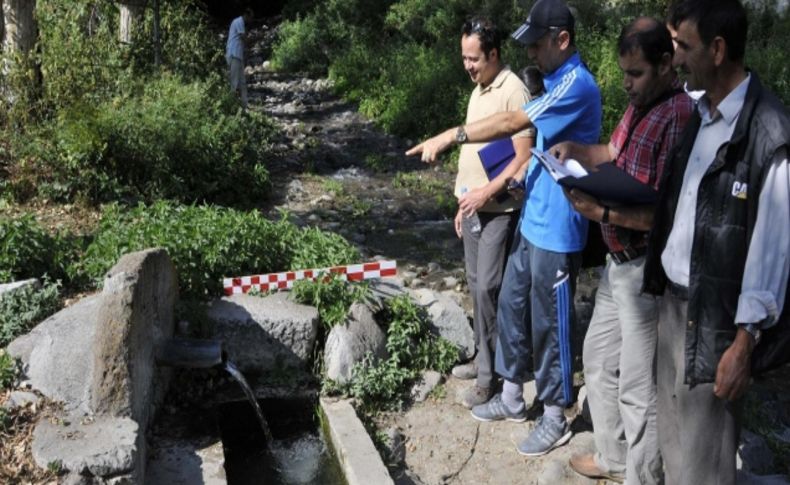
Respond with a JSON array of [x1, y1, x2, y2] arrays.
[[455, 125, 468, 144], [601, 206, 610, 224], [743, 323, 762, 344]]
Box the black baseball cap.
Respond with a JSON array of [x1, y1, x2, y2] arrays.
[[511, 0, 575, 46]]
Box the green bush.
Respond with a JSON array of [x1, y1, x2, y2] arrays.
[[8, 75, 276, 205], [292, 276, 371, 328], [0, 350, 21, 392], [0, 215, 79, 283], [0, 281, 61, 348], [35, 0, 220, 113], [77, 201, 359, 298], [345, 295, 458, 410]]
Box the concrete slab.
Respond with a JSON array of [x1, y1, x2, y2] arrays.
[[320, 398, 393, 485], [147, 438, 226, 485]]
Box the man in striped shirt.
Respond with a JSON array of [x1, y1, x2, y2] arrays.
[[407, 0, 601, 457], [551, 18, 693, 484]]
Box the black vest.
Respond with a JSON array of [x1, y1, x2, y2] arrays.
[[643, 73, 790, 385]]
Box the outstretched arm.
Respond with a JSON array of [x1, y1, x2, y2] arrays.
[[405, 110, 533, 164]]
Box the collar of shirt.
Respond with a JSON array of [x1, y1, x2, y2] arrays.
[[543, 52, 582, 91], [478, 66, 512, 95], [698, 73, 751, 125]]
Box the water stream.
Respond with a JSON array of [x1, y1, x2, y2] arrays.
[[223, 360, 275, 444]]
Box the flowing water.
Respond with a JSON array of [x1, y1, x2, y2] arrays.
[[218, 398, 346, 484], [223, 360, 274, 444]]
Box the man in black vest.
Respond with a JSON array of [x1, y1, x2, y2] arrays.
[[643, 1, 789, 483]]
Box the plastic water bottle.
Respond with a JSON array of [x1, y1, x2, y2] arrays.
[[460, 187, 482, 235]]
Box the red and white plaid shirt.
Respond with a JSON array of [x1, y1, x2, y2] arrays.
[[602, 83, 694, 252]]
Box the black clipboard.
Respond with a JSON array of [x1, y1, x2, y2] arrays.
[[532, 148, 658, 205]]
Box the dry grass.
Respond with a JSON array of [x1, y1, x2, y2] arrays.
[[0, 390, 63, 484]]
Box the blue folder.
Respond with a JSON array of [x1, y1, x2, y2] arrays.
[[477, 137, 515, 181]]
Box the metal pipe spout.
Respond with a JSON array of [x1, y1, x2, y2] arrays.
[[156, 338, 226, 368]]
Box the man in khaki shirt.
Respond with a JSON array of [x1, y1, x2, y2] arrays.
[[452, 16, 534, 408]]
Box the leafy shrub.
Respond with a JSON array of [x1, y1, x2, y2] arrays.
[[0, 350, 21, 392], [77, 202, 359, 298], [0, 281, 62, 348], [35, 0, 220, 113], [345, 295, 458, 410], [8, 75, 276, 205], [0, 216, 78, 283], [292, 276, 370, 328]]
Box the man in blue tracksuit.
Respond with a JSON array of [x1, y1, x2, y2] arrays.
[[407, 0, 601, 457]]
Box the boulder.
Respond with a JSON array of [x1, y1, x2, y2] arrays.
[[407, 288, 475, 361], [7, 294, 102, 413], [207, 292, 319, 374], [324, 303, 387, 384]]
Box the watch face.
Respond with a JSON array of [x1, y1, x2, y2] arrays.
[[456, 127, 467, 143]]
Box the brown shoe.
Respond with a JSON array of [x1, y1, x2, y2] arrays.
[[569, 453, 624, 483], [458, 385, 492, 409]]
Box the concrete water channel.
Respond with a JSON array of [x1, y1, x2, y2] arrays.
[[149, 339, 392, 484]]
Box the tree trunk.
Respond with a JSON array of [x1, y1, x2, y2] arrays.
[[117, 1, 146, 45], [2, 0, 37, 55]]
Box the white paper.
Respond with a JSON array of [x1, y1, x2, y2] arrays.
[[531, 148, 588, 181]]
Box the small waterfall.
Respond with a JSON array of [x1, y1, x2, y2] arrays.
[[223, 360, 274, 444]]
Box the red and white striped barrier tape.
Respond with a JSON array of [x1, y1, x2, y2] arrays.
[[223, 260, 398, 295]]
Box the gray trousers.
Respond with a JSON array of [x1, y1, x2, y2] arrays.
[[462, 211, 518, 389], [657, 291, 739, 485], [583, 256, 662, 485]]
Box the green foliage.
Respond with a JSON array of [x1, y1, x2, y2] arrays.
[[8, 75, 276, 205], [274, 0, 790, 144], [0, 215, 79, 283], [35, 0, 220, 113], [35, 0, 123, 111], [292, 276, 371, 328], [741, 390, 790, 474], [77, 201, 359, 298], [576, 27, 627, 138], [344, 295, 458, 410], [0, 350, 21, 391], [0, 281, 62, 348], [273, 0, 527, 139], [747, 6, 790, 107]]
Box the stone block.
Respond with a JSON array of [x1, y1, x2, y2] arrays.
[[208, 292, 319, 374]]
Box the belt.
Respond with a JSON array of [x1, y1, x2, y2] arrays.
[[609, 246, 647, 265], [667, 280, 689, 300]]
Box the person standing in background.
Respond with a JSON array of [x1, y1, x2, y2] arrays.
[[226, 8, 254, 109]]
